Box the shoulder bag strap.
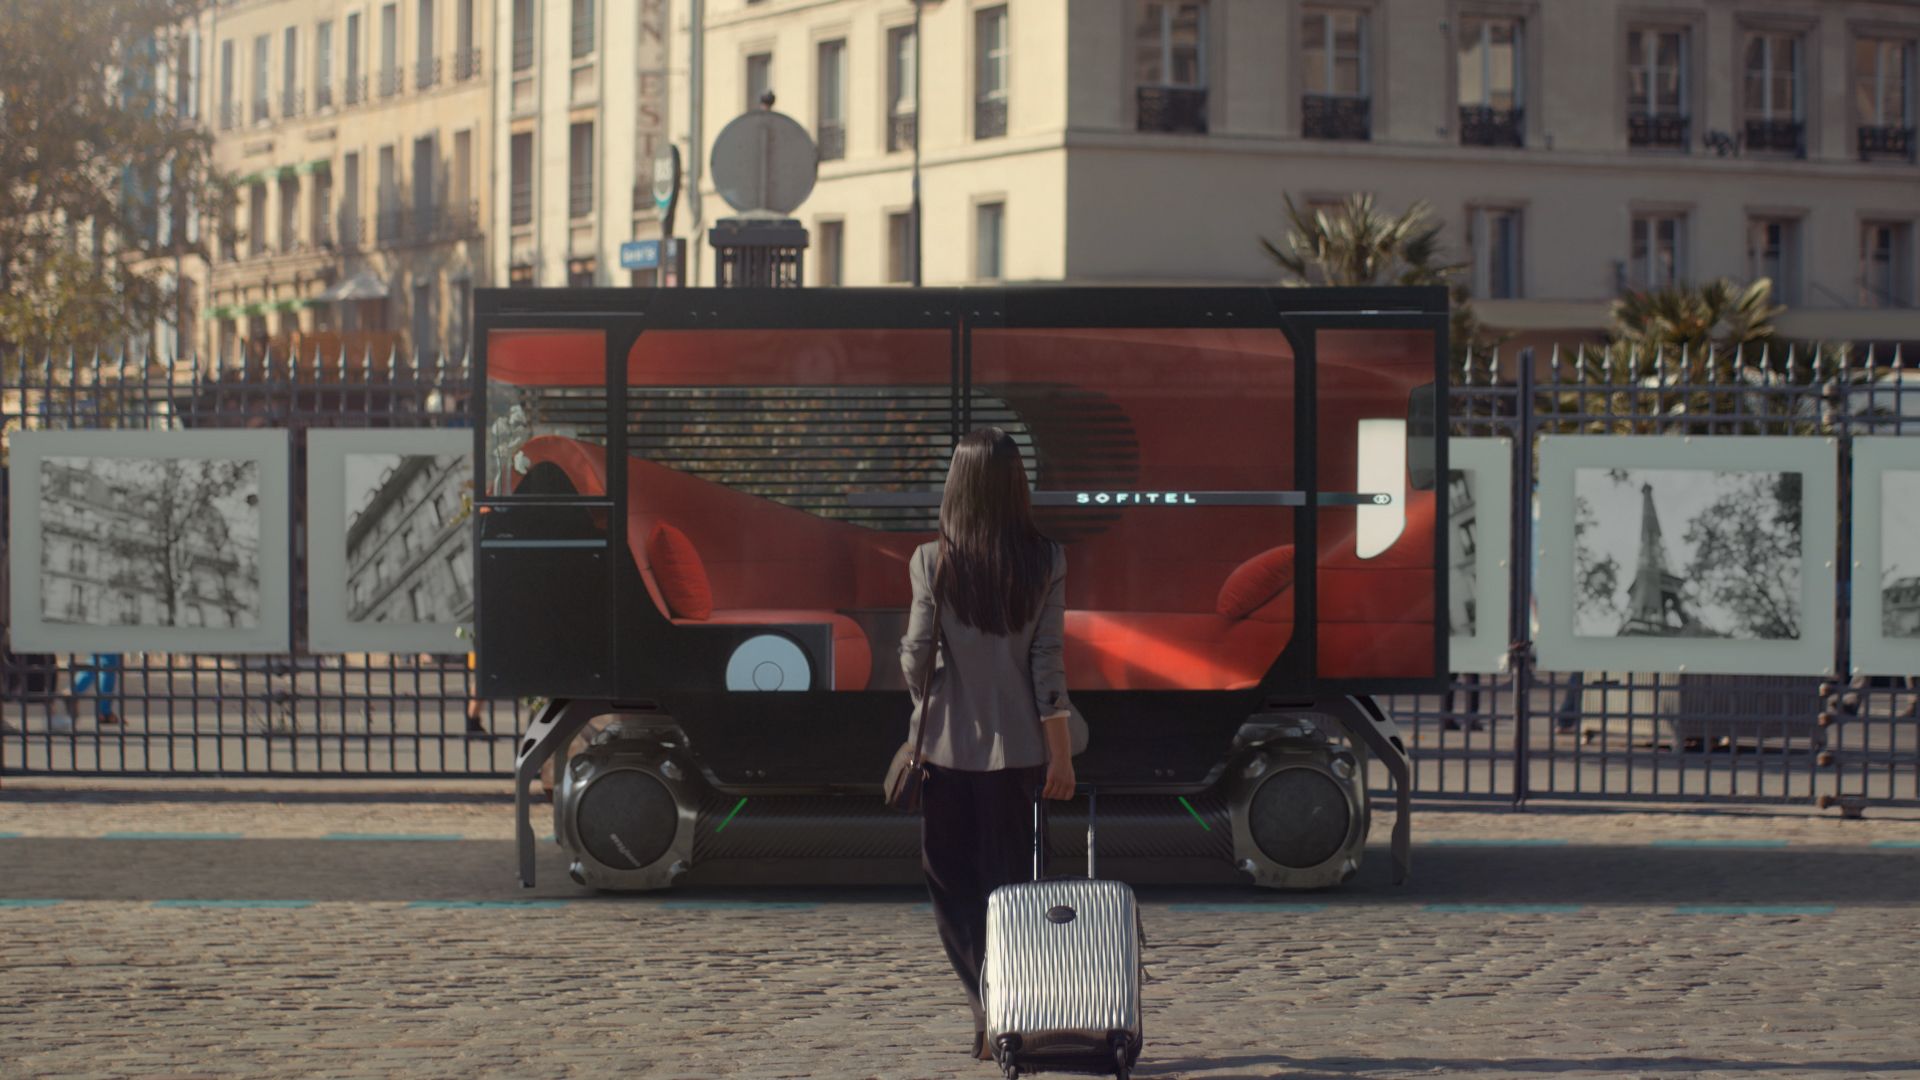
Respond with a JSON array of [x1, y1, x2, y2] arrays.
[[908, 545, 946, 765]]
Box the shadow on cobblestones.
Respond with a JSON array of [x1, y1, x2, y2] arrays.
[[1138, 1053, 1920, 1078], [5, 837, 1919, 906]]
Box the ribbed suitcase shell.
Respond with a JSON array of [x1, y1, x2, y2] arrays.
[[984, 787, 1144, 1074], [984, 879, 1142, 1071]]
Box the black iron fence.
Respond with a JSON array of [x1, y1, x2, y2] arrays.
[[1, 348, 506, 777], [2, 342, 1916, 804], [1391, 342, 1919, 807]]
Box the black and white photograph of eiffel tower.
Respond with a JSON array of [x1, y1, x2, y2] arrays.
[[1573, 466, 1804, 641]]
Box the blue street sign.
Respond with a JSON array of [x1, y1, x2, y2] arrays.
[[620, 240, 662, 270]]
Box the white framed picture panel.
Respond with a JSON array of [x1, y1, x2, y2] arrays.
[[8, 429, 293, 653], [1534, 435, 1837, 676], [1448, 438, 1513, 674], [1849, 436, 1920, 676], [307, 429, 475, 654]]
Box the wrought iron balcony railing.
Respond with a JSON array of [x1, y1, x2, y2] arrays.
[[1744, 117, 1805, 156], [1459, 105, 1524, 148], [315, 81, 333, 110], [219, 101, 242, 130], [251, 97, 270, 124], [887, 111, 916, 153], [1628, 110, 1689, 149], [817, 121, 845, 161], [280, 88, 304, 119], [974, 96, 1007, 139], [344, 74, 366, 105], [454, 47, 483, 82], [1858, 123, 1917, 163], [415, 56, 441, 91], [1136, 86, 1208, 134], [1302, 94, 1370, 140], [378, 67, 404, 99]]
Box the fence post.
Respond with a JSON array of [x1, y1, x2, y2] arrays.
[[1510, 347, 1536, 808]]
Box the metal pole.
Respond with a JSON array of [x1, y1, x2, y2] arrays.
[[687, 0, 704, 287], [910, 0, 923, 288], [1510, 347, 1535, 808]]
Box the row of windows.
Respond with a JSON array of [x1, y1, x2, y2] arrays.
[[1461, 207, 1915, 309], [808, 201, 1005, 287], [505, 122, 595, 229], [217, 0, 479, 130], [757, 2, 1914, 159], [745, 5, 1008, 160], [221, 130, 477, 260]]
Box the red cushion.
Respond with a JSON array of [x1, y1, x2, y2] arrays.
[[1217, 545, 1296, 619], [646, 522, 713, 621]]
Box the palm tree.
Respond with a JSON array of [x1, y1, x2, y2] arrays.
[[1261, 193, 1497, 366], [1607, 277, 1784, 360]]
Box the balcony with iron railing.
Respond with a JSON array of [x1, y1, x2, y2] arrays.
[[251, 96, 271, 124], [376, 205, 405, 244], [280, 87, 304, 119], [1136, 86, 1207, 134], [1629, 110, 1690, 149], [1459, 105, 1524, 147], [378, 66, 404, 99], [219, 100, 243, 130], [1744, 117, 1805, 157], [1858, 123, 1917, 162], [887, 111, 916, 152], [344, 73, 366, 105], [315, 81, 333, 110], [454, 47, 482, 82], [974, 95, 1007, 139], [415, 56, 441, 91], [1302, 94, 1370, 140], [817, 120, 845, 161]]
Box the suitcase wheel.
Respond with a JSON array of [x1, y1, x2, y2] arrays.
[[1112, 1034, 1131, 1079]]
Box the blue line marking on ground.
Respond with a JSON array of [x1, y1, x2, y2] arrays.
[[1671, 904, 1835, 915], [0, 833, 21, 840], [0, 899, 62, 908], [321, 833, 463, 842], [151, 899, 315, 909], [101, 832, 245, 841], [1649, 839, 1789, 849], [1424, 838, 1571, 847], [659, 900, 818, 910], [406, 900, 572, 909], [1168, 903, 1332, 913], [1422, 903, 1586, 914]]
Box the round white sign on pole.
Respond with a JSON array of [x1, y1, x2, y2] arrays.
[[709, 110, 818, 215]]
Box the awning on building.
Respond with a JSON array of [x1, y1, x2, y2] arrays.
[[316, 269, 390, 303]]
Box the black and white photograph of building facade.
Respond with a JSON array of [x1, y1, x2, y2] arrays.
[[1573, 467, 1803, 641], [37, 457, 261, 629], [1880, 470, 1920, 638], [1447, 468, 1477, 638], [344, 454, 473, 625]]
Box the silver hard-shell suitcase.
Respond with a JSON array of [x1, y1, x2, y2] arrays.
[[983, 786, 1144, 1079]]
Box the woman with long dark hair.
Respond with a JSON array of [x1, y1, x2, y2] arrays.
[[901, 426, 1084, 1062]]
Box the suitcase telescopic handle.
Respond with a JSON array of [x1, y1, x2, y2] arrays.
[[1031, 783, 1097, 882]]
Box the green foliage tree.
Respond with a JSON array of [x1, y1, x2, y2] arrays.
[[1260, 192, 1500, 366], [1607, 277, 1785, 361], [0, 0, 223, 368]]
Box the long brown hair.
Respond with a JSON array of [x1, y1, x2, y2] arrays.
[[937, 427, 1055, 634]]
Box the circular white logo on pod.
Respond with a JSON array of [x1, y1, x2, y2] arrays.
[[725, 634, 812, 691]]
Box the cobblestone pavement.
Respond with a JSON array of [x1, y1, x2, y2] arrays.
[[4, 781, 1919, 1079]]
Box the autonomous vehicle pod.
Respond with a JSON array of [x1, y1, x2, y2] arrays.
[[475, 286, 1447, 892]]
